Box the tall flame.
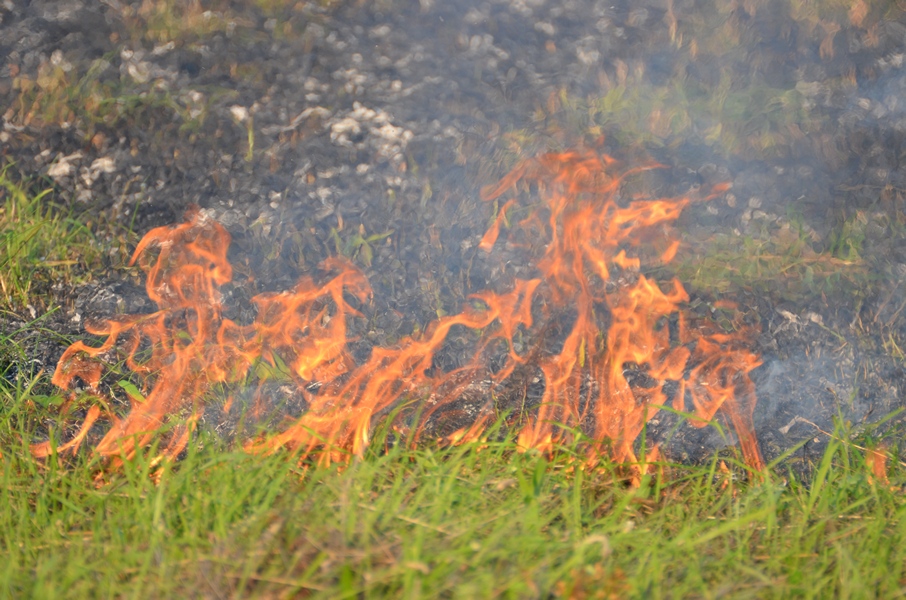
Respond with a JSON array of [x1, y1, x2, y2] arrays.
[[35, 146, 764, 474]]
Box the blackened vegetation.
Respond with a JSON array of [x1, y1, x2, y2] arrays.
[[3, 0, 906, 472]]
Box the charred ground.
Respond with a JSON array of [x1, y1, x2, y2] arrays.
[[3, 0, 906, 470]]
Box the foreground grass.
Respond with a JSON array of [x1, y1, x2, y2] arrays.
[[2, 375, 904, 599]]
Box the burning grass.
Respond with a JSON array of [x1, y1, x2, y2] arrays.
[[2, 147, 904, 596], [34, 147, 766, 475], [2, 375, 905, 597]]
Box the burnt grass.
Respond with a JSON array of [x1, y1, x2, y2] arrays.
[[2, 0, 906, 472]]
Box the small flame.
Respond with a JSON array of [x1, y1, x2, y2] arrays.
[[37, 145, 764, 474], [865, 445, 890, 488]]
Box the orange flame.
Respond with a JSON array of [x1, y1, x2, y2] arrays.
[[865, 445, 890, 488], [482, 149, 762, 471], [36, 145, 764, 474]]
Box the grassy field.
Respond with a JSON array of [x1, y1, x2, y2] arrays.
[[2, 151, 906, 598], [2, 375, 905, 599]]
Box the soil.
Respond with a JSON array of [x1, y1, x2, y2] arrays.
[[3, 0, 906, 472]]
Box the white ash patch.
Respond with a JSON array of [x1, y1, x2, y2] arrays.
[[80, 156, 116, 188], [508, 0, 536, 18], [327, 102, 413, 165], [464, 7, 487, 25], [229, 105, 249, 123], [178, 90, 207, 120], [119, 47, 179, 87], [333, 67, 368, 95], [47, 151, 82, 182], [324, 30, 348, 51], [534, 21, 556, 36], [49, 49, 73, 72], [459, 33, 510, 63], [151, 41, 176, 56], [369, 24, 391, 38]]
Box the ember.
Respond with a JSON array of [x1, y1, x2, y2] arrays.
[[36, 146, 764, 473]]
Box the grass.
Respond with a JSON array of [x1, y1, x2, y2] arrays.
[[118, 0, 342, 45], [0, 169, 102, 312], [669, 216, 871, 302], [498, 29, 821, 164], [10, 52, 223, 138], [2, 364, 905, 598], [4, 1, 906, 595], [489, 0, 906, 169]]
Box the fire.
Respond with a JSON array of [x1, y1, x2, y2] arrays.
[[480, 149, 762, 471], [35, 145, 764, 474]]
